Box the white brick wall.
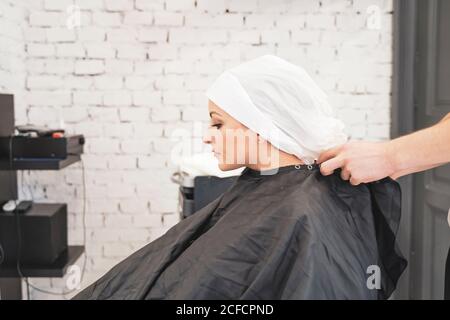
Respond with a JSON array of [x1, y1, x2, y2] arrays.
[[0, 0, 394, 299]]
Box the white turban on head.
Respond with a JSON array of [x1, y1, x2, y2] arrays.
[[205, 54, 348, 164]]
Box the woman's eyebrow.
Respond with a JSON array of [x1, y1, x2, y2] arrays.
[[209, 111, 222, 118]]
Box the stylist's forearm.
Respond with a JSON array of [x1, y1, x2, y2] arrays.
[[388, 113, 450, 179], [390, 162, 447, 180]]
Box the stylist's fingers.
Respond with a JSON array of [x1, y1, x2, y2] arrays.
[[349, 176, 361, 186], [340, 169, 351, 181], [320, 156, 344, 176], [317, 145, 343, 164]]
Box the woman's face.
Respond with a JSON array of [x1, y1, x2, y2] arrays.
[[203, 100, 272, 171]]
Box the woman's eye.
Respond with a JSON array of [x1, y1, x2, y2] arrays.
[[211, 124, 222, 129]]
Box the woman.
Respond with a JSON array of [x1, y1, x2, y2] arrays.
[[74, 55, 406, 300]]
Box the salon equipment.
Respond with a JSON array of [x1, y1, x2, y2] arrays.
[[172, 171, 237, 219], [171, 153, 242, 219], [15, 125, 64, 137], [15, 200, 32, 214], [0, 203, 67, 265], [2, 200, 16, 212], [0, 134, 85, 160]]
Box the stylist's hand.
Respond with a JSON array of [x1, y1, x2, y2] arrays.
[[317, 141, 396, 185]]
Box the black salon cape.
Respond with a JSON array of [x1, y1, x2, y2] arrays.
[[73, 164, 406, 300]]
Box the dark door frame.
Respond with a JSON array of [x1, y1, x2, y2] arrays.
[[391, 0, 418, 299]]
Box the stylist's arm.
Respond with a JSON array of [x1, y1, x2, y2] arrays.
[[318, 112, 450, 185]]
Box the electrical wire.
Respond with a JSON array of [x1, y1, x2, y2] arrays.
[[9, 135, 87, 299]]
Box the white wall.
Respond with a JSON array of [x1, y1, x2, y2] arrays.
[[0, 0, 393, 299]]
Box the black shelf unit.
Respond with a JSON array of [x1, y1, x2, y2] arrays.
[[0, 246, 84, 278], [0, 155, 81, 171], [0, 93, 84, 300]]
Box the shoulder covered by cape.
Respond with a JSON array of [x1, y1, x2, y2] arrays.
[[73, 165, 407, 300]]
